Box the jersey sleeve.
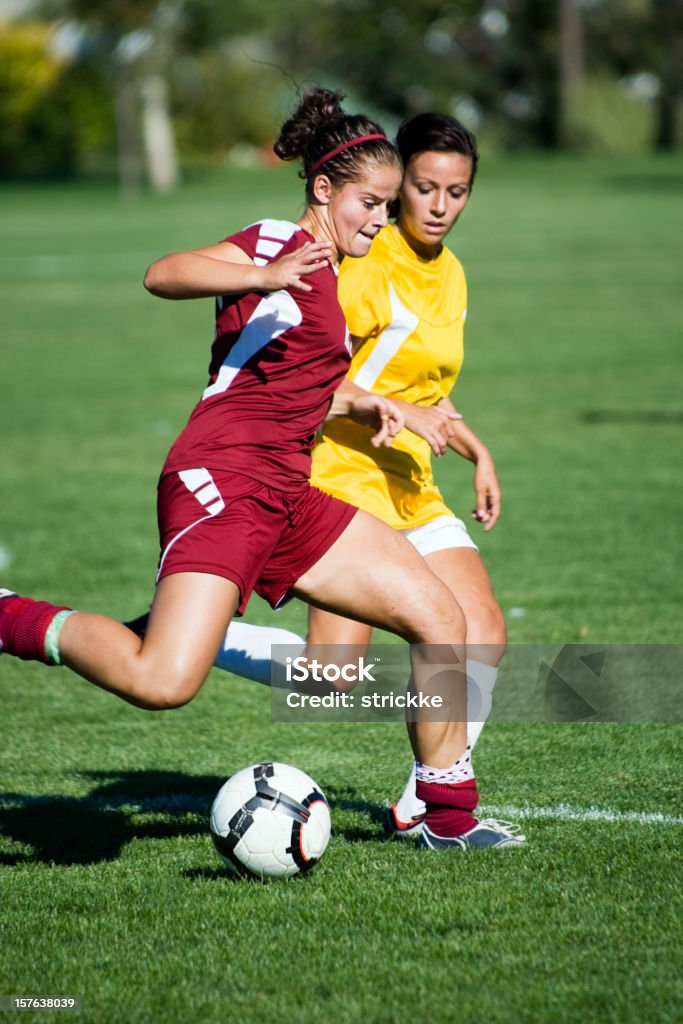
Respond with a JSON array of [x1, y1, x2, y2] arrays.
[[224, 223, 261, 261], [338, 254, 391, 340], [224, 220, 304, 265]]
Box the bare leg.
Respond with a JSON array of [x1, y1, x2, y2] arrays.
[[58, 572, 240, 709], [305, 607, 373, 693], [293, 511, 468, 768], [394, 547, 506, 823], [307, 607, 373, 648], [424, 547, 506, 661]]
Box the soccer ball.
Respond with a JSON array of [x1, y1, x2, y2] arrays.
[[210, 762, 331, 879]]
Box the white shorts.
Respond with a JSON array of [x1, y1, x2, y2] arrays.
[[400, 515, 478, 558]]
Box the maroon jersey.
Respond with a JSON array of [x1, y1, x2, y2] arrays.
[[162, 220, 350, 490]]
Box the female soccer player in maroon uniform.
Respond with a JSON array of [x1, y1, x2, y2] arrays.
[[1, 89, 522, 849]]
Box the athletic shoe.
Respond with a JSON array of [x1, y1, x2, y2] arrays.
[[383, 803, 426, 839], [418, 818, 526, 850]]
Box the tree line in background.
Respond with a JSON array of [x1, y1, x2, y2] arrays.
[[0, 0, 681, 190]]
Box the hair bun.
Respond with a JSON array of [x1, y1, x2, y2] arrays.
[[274, 88, 347, 162]]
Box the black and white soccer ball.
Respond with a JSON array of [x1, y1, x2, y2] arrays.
[[210, 762, 331, 879]]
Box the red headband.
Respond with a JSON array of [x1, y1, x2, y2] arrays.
[[308, 134, 387, 177]]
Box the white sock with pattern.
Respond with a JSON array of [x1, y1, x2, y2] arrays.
[[393, 659, 499, 821]]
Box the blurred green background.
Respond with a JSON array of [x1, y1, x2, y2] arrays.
[[0, 0, 681, 193]]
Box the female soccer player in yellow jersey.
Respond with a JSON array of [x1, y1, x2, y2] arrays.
[[307, 113, 507, 835], [214, 112, 516, 844]]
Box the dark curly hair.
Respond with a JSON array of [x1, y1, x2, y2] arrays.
[[274, 88, 401, 200]]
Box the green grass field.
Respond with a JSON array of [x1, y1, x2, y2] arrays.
[[1, 155, 681, 1024]]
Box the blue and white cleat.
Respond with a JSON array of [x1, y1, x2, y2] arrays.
[[383, 803, 426, 839], [418, 818, 526, 850]]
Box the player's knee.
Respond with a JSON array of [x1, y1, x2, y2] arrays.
[[399, 582, 466, 645], [137, 667, 204, 710], [466, 601, 507, 650], [491, 603, 507, 647], [148, 689, 194, 711]]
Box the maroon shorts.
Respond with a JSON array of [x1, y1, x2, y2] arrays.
[[156, 468, 357, 614]]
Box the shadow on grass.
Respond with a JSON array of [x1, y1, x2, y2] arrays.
[[582, 409, 683, 425], [0, 772, 387, 865], [0, 769, 222, 866], [324, 786, 387, 843]]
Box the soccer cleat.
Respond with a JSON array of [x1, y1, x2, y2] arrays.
[[418, 818, 526, 850], [383, 803, 426, 839]]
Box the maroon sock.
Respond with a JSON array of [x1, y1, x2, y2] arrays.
[[416, 778, 480, 837], [0, 595, 70, 664]]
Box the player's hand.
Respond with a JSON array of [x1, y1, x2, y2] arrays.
[[347, 394, 405, 446], [402, 403, 462, 456], [259, 242, 332, 292], [471, 452, 501, 531]]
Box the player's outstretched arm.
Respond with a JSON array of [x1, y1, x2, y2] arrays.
[[144, 240, 332, 299], [327, 378, 404, 447], [388, 397, 462, 457], [437, 396, 502, 531]]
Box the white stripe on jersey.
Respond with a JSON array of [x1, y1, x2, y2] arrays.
[[250, 219, 301, 242], [202, 290, 302, 400], [251, 220, 301, 266], [351, 283, 419, 391], [256, 238, 286, 259]]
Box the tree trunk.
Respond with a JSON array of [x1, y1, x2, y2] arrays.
[[114, 69, 144, 200], [654, 84, 677, 150], [140, 73, 179, 192], [558, 0, 584, 148]]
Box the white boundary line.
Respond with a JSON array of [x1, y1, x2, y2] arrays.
[[482, 803, 683, 826], [0, 793, 681, 826]]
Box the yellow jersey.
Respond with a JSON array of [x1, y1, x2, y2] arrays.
[[311, 225, 467, 528]]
